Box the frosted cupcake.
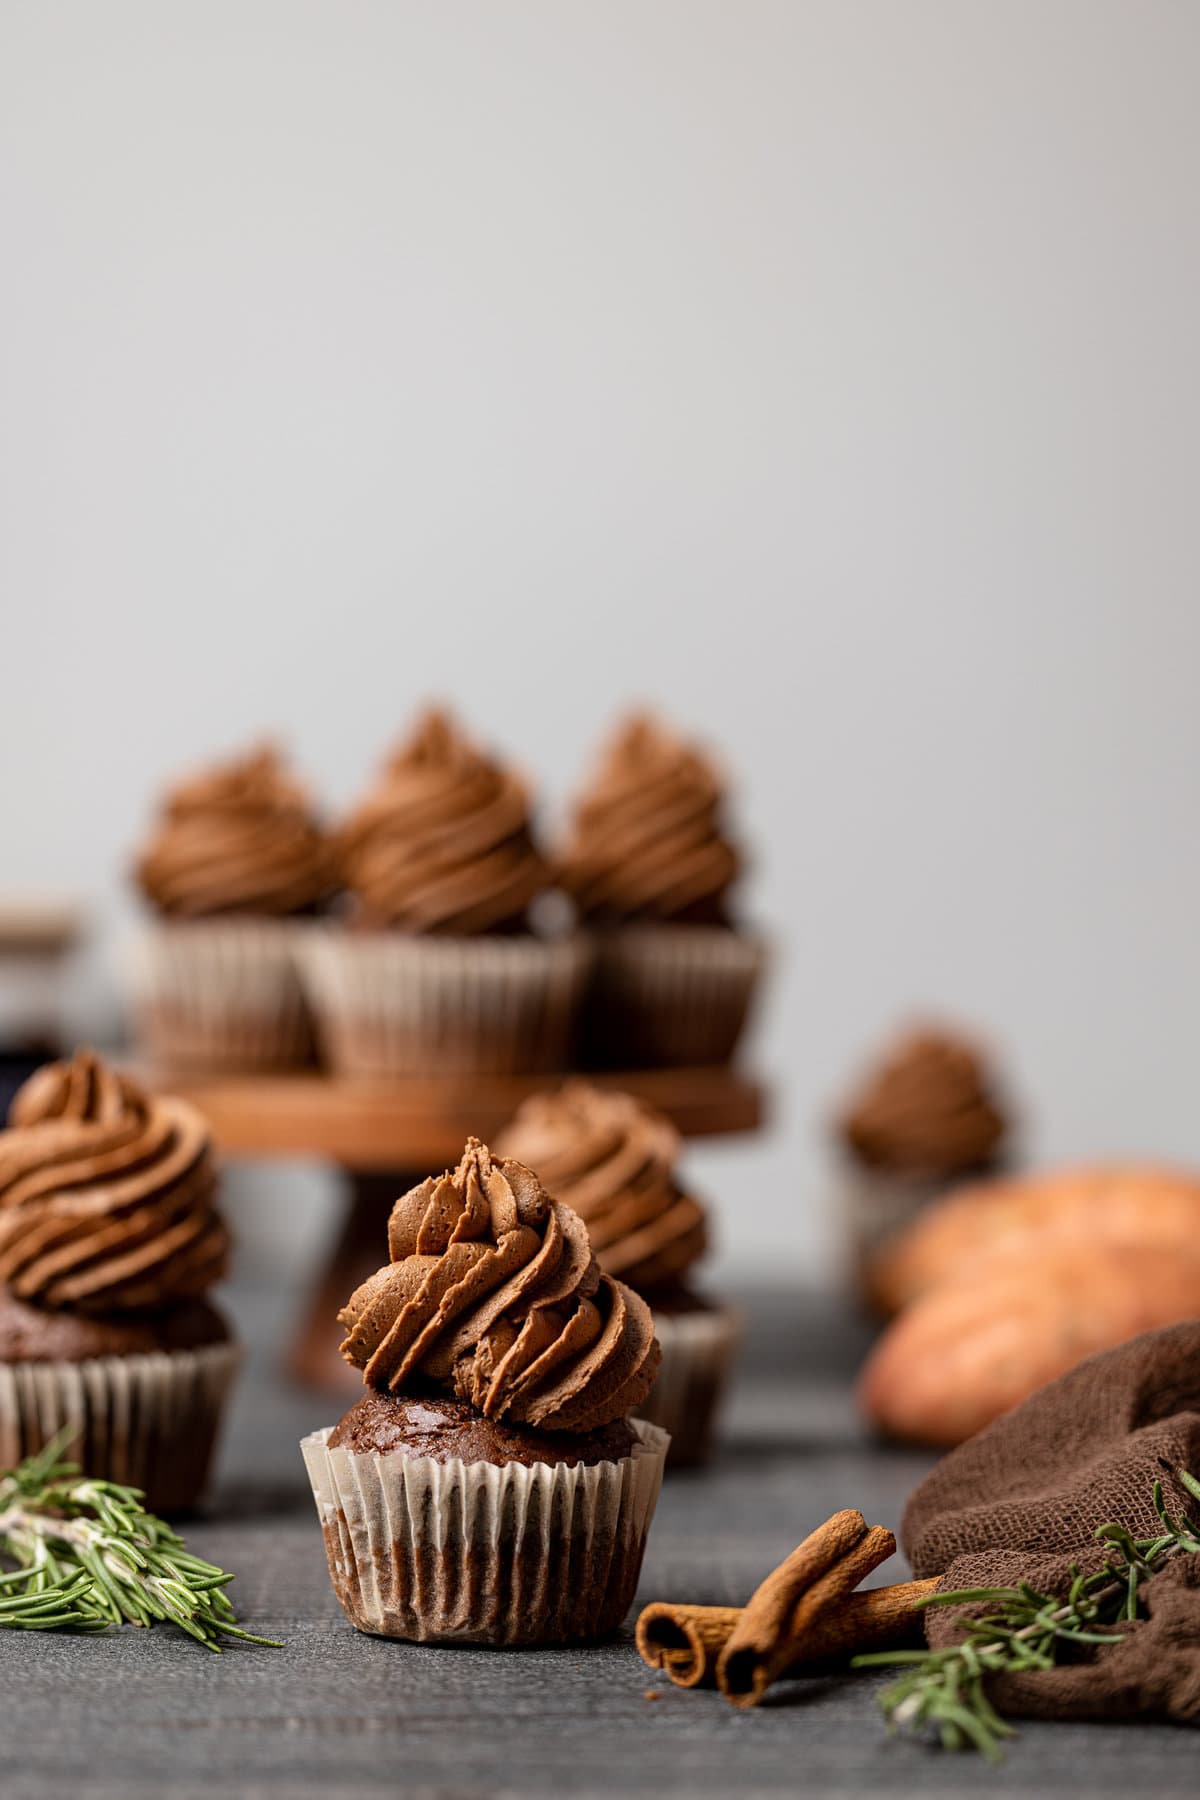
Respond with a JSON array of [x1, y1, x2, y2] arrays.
[[560, 713, 763, 1067], [302, 1138, 667, 1644], [833, 1022, 1013, 1306], [0, 1050, 239, 1512], [499, 1082, 739, 1465], [132, 744, 333, 1070], [301, 709, 588, 1076]]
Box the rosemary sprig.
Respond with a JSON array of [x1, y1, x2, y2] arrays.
[[0, 1433, 280, 1652], [855, 1465, 1200, 1760]]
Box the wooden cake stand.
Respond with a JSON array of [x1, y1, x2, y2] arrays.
[[144, 1065, 767, 1391]]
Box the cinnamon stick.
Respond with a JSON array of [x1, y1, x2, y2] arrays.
[[636, 1579, 937, 1690], [708, 1510, 869, 1678], [718, 1522, 897, 1707], [636, 1603, 742, 1688], [787, 1575, 938, 1666], [635, 1511, 863, 1690]]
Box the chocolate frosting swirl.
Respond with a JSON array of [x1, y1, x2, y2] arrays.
[[838, 1025, 1008, 1176], [0, 1052, 228, 1313], [497, 1083, 707, 1294], [560, 714, 741, 923], [136, 744, 331, 917], [338, 1139, 660, 1431], [337, 709, 551, 933]]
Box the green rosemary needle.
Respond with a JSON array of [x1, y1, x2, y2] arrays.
[[0, 1434, 281, 1652], [855, 1465, 1200, 1761]]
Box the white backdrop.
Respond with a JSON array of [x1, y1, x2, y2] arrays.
[[4, 0, 1200, 1282]]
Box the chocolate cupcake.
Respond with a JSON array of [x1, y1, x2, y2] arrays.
[[833, 1021, 1013, 1303], [498, 1082, 740, 1465], [299, 709, 588, 1075], [560, 713, 763, 1067], [131, 744, 333, 1070], [0, 1051, 239, 1511], [301, 1138, 668, 1644]]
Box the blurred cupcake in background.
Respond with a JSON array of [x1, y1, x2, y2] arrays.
[[131, 743, 333, 1070], [560, 713, 764, 1068], [832, 1020, 1014, 1307], [499, 1080, 739, 1465], [0, 1050, 239, 1513], [300, 708, 588, 1075]]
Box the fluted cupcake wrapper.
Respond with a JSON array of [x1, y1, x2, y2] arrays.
[[584, 925, 765, 1068], [297, 928, 592, 1078], [636, 1304, 741, 1467], [841, 1164, 954, 1301], [0, 1341, 241, 1515], [129, 919, 313, 1072], [301, 1418, 669, 1645], [841, 1161, 1009, 1313]]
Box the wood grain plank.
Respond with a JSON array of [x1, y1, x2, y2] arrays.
[[136, 1065, 767, 1169]]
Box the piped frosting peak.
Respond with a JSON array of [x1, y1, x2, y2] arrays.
[[337, 1138, 659, 1431], [135, 743, 331, 918], [838, 1024, 1009, 1176], [560, 713, 740, 923], [0, 1051, 228, 1312], [498, 1082, 707, 1293], [337, 709, 550, 933]]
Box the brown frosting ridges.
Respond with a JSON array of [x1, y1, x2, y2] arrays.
[[560, 713, 741, 923], [135, 744, 331, 918], [838, 1024, 1008, 1176], [0, 1051, 229, 1313], [337, 709, 551, 933], [497, 1082, 707, 1294], [338, 1138, 659, 1431]]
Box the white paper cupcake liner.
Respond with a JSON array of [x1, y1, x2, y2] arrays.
[[297, 928, 591, 1077], [841, 1162, 1007, 1312], [129, 919, 313, 1072], [301, 1417, 669, 1645], [0, 1341, 241, 1514], [636, 1304, 741, 1466], [586, 926, 764, 1067]]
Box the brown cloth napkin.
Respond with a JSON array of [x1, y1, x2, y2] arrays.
[[901, 1319, 1200, 1725]]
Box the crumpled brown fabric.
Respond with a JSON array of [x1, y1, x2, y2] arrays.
[[901, 1319, 1200, 1724]]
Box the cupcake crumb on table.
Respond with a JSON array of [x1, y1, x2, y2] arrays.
[[0, 1049, 239, 1512], [560, 712, 764, 1069], [130, 743, 334, 1072], [299, 707, 589, 1077], [498, 1080, 740, 1465], [301, 1137, 668, 1646]]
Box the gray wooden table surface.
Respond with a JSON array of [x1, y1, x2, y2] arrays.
[[0, 1279, 1194, 1799]]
